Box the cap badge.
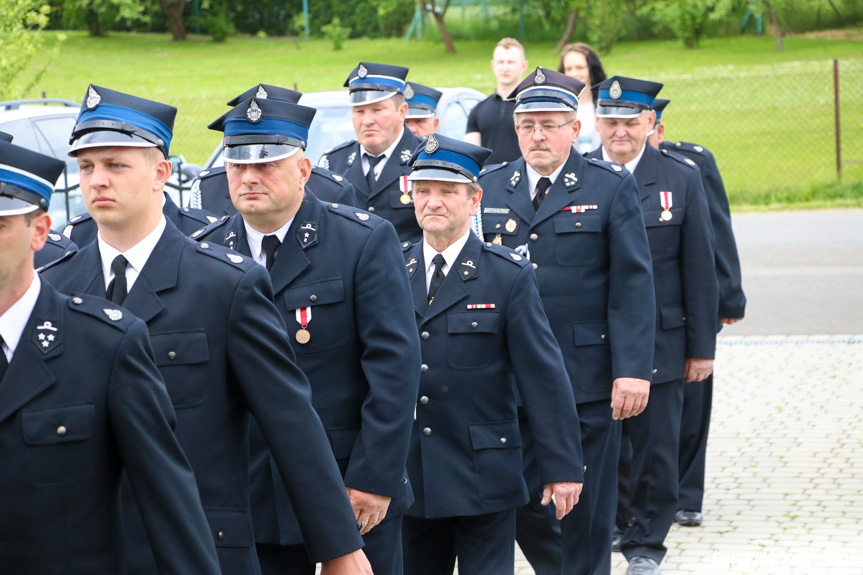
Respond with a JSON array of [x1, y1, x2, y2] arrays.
[[102, 309, 123, 322], [246, 99, 263, 123], [404, 83, 415, 99], [86, 86, 101, 109], [358, 64, 368, 79], [227, 253, 244, 263], [425, 133, 439, 154], [610, 80, 622, 100], [535, 67, 546, 85], [256, 85, 268, 99]]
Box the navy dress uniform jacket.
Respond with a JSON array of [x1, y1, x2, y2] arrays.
[[34, 231, 77, 269], [320, 129, 424, 243], [0, 281, 220, 574], [62, 192, 218, 246], [40, 221, 363, 572], [192, 165, 359, 217], [660, 141, 745, 320], [196, 196, 420, 545], [477, 152, 656, 403], [403, 235, 583, 518], [588, 145, 719, 381]]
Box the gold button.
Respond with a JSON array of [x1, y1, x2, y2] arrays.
[[168, 351, 176, 360], [56, 426, 67, 436]]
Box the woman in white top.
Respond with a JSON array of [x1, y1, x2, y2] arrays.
[[558, 43, 607, 154]]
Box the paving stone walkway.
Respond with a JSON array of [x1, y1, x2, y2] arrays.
[[513, 337, 863, 575]]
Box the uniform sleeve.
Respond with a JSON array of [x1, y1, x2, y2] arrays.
[[343, 221, 421, 497], [607, 173, 657, 381], [507, 264, 584, 483], [701, 153, 746, 319], [226, 266, 364, 562], [681, 170, 719, 359], [336, 180, 359, 208], [109, 319, 221, 574]]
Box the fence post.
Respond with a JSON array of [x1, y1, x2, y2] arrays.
[[834, 58, 841, 180]]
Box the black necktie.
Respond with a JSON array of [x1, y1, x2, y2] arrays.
[[0, 335, 8, 382], [428, 254, 446, 304], [261, 234, 281, 271], [365, 153, 384, 191], [106, 255, 128, 305], [532, 177, 552, 212]]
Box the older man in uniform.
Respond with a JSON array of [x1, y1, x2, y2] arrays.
[[40, 85, 370, 575], [0, 140, 220, 573], [189, 84, 358, 216], [478, 67, 656, 575], [648, 98, 746, 528], [195, 92, 420, 575], [588, 76, 718, 575], [319, 62, 424, 243], [404, 82, 442, 138], [401, 133, 584, 575]]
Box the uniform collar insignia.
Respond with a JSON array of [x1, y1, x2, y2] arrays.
[[509, 170, 521, 187], [298, 222, 318, 248], [406, 256, 419, 277], [401, 149, 412, 163], [459, 257, 478, 281], [564, 172, 578, 187], [33, 320, 60, 352], [347, 151, 357, 166]]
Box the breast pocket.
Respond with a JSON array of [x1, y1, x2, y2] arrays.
[[446, 311, 500, 370], [283, 278, 348, 353], [149, 330, 210, 408], [469, 421, 524, 503], [482, 214, 521, 239], [22, 404, 95, 486], [644, 209, 682, 254], [553, 213, 602, 266]]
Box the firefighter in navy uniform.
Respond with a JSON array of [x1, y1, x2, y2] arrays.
[[194, 93, 420, 575], [477, 67, 656, 575], [319, 62, 424, 243], [401, 133, 584, 575], [588, 76, 718, 575], [188, 84, 358, 216], [404, 82, 442, 138]]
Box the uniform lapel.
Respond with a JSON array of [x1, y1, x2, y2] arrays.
[[267, 196, 317, 296], [532, 153, 583, 226], [161, 192, 181, 227], [420, 236, 481, 325], [0, 284, 61, 425], [370, 129, 419, 199], [404, 243, 428, 319], [121, 222, 185, 323], [345, 144, 370, 201], [221, 215, 248, 255], [633, 145, 657, 202], [504, 159, 535, 226], [56, 241, 106, 298]]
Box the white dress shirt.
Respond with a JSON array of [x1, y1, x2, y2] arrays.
[[98, 216, 167, 293], [422, 229, 472, 294], [0, 274, 41, 362], [603, 143, 646, 175], [244, 219, 294, 268], [360, 127, 406, 181], [526, 162, 567, 201]]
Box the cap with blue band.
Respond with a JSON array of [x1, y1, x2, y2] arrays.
[[344, 62, 409, 106], [649, 99, 669, 135], [408, 133, 492, 184], [227, 84, 302, 106], [405, 83, 442, 119], [0, 140, 65, 216], [69, 85, 177, 158], [595, 76, 664, 119], [508, 67, 586, 114]]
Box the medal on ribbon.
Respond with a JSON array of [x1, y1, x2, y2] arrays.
[[295, 307, 312, 344], [399, 175, 412, 204], [660, 191, 673, 221]]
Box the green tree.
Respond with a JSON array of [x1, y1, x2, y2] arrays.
[[0, 0, 64, 100], [62, 0, 147, 37], [640, 0, 734, 48]]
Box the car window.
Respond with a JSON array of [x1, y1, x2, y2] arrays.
[[441, 101, 469, 140], [307, 106, 355, 165], [0, 119, 40, 151], [32, 115, 79, 180]]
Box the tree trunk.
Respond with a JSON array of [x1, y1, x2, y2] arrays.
[[555, 9, 579, 52], [763, 0, 783, 52], [826, 0, 844, 22], [431, 0, 455, 53], [157, 0, 188, 41]]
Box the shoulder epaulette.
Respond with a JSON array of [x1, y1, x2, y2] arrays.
[[322, 140, 356, 158], [661, 148, 699, 169], [586, 157, 628, 177], [327, 202, 377, 229], [45, 231, 75, 250], [180, 205, 220, 225], [401, 240, 414, 252], [194, 240, 256, 271], [67, 293, 136, 330], [190, 216, 230, 240], [311, 166, 347, 185], [62, 212, 93, 237], [482, 241, 529, 267], [673, 141, 710, 156], [36, 248, 76, 273], [194, 166, 226, 181], [478, 161, 510, 177]]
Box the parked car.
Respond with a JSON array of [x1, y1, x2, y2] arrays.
[[197, 86, 484, 180]]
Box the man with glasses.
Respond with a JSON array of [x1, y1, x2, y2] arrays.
[[478, 67, 656, 575]]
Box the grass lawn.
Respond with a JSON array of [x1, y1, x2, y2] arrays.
[[20, 30, 863, 209]]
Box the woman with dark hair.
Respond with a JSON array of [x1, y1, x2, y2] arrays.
[[558, 43, 607, 153]]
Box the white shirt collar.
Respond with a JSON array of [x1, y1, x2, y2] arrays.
[[0, 274, 41, 362], [97, 216, 167, 292], [422, 229, 472, 293], [525, 160, 568, 200], [360, 127, 406, 178], [602, 143, 646, 175], [244, 218, 294, 268]]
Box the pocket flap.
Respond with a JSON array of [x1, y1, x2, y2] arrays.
[[660, 305, 686, 329], [447, 312, 500, 334], [205, 509, 254, 548], [553, 213, 601, 234], [644, 209, 682, 228], [284, 278, 345, 311], [469, 421, 522, 450], [329, 425, 360, 459], [482, 215, 520, 236], [573, 320, 610, 347], [150, 331, 209, 366], [22, 404, 95, 445]]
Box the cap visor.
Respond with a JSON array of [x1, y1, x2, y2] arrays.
[[0, 195, 40, 216], [349, 90, 398, 106], [514, 101, 575, 114], [407, 168, 472, 184], [69, 131, 158, 156], [223, 143, 300, 164], [595, 103, 647, 119]]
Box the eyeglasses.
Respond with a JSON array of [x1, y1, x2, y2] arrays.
[[516, 119, 574, 136]]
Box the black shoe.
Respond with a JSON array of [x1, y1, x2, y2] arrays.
[[626, 556, 660, 575], [675, 510, 703, 526], [611, 525, 624, 552]]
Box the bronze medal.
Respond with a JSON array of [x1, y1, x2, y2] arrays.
[[661, 209, 672, 222], [400, 193, 411, 205], [493, 234, 503, 245], [296, 328, 310, 344]]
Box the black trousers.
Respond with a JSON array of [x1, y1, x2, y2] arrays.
[[678, 375, 712, 512], [619, 379, 684, 564], [257, 513, 404, 575], [402, 510, 516, 575]]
